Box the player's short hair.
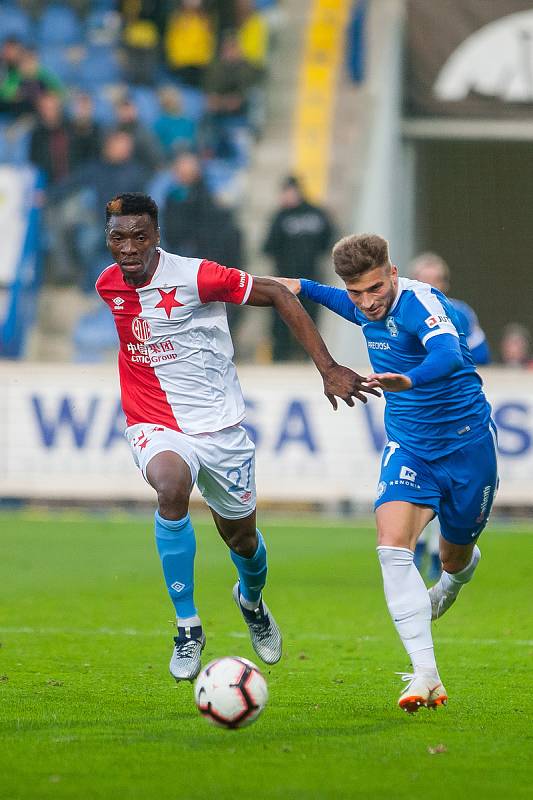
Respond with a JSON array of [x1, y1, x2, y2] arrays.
[[409, 252, 450, 281], [332, 234, 390, 280], [105, 193, 159, 229]]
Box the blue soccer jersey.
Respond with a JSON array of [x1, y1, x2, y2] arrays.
[[449, 298, 491, 365], [300, 277, 492, 461]]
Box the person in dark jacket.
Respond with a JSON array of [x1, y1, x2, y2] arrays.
[[263, 175, 335, 360], [163, 151, 243, 267]]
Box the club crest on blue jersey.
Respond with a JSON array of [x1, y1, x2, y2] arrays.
[[385, 316, 398, 337]]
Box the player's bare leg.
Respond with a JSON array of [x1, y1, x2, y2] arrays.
[[429, 539, 480, 620], [211, 509, 282, 664], [147, 452, 206, 682], [376, 501, 447, 713]]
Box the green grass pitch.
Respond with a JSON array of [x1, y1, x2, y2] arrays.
[[1, 511, 532, 800]]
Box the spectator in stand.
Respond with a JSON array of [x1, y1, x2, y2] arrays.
[[29, 92, 71, 185], [0, 38, 29, 116], [115, 96, 164, 171], [409, 251, 491, 580], [263, 175, 335, 361], [162, 150, 243, 268], [164, 0, 215, 89], [202, 30, 260, 157], [500, 323, 533, 368], [208, 0, 238, 42], [69, 92, 101, 170], [122, 17, 160, 86], [153, 85, 198, 158], [235, 0, 269, 72], [48, 130, 151, 287], [30, 92, 101, 185], [204, 30, 260, 118], [409, 252, 491, 365], [0, 41, 63, 117]]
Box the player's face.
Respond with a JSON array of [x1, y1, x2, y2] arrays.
[[344, 264, 398, 320], [106, 214, 160, 285]]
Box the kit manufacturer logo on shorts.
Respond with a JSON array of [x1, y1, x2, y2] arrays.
[[377, 480, 387, 499], [425, 314, 451, 328], [399, 466, 417, 482], [475, 484, 492, 524], [132, 316, 152, 342], [385, 316, 398, 337]]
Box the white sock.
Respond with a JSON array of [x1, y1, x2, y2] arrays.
[[177, 614, 202, 629], [437, 545, 481, 594], [377, 546, 438, 676], [239, 593, 261, 611]]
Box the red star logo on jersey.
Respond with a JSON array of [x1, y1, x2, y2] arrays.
[[155, 288, 184, 318]]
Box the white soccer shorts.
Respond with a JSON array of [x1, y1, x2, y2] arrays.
[[125, 423, 256, 520]]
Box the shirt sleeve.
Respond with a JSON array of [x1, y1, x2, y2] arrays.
[[300, 279, 359, 324], [404, 287, 460, 346], [405, 333, 464, 388], [470, 339, 491, 365], [197, 260, 253, 305]]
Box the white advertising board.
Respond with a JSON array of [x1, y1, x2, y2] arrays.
[[0, 364, 531, 505]]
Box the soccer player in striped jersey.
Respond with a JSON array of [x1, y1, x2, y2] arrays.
[[96, 193, 377, 683], [274, 233, 498, 713]]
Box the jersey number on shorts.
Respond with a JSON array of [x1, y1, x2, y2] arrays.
[[226, 457, 253, 493]]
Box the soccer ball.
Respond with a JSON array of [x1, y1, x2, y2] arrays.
[[194, 656, 268, 729]]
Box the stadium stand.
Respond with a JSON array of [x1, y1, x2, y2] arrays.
[[0, 0, 278, 361]]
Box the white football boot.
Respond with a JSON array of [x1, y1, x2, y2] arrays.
[[428, 584, 458, 621], [169, 625, 206, 683], [232, 583, 282, 664], [397, 672, 448, 713]]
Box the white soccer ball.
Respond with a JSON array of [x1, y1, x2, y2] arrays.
[[194, 656, 268, 729]]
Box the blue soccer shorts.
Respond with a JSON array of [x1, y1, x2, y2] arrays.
[[374, 426, 499, 545]]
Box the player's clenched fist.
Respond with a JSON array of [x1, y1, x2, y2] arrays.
[[322, 363, 381, 409]]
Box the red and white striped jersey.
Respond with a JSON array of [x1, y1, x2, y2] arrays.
[[96, 248, 253, 434]]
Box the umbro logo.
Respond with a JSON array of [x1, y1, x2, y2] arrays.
[[171, 581, 185, 593], [113, 296, 125, 309]]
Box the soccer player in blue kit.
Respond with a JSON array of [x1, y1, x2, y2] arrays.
[[275, 233, 498, 713], [409, 252, 491, 579]]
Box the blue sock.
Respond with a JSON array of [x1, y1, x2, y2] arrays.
[[154, 511, 197, 619], [230, 530, 267, 605], [414, 541, 426, 571], [429, 553, 442, 580]]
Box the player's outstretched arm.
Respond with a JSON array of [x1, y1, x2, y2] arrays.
[[366, 373, 413, 392], [247, 277, 379, 408]]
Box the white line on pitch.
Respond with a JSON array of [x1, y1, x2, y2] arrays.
[[0, 626, 531, 647]]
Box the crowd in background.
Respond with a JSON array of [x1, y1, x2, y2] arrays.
[[0, 0, 274, 291], [0, 1, 531, 366]]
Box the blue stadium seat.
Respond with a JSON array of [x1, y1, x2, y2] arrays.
[[85, 9, 121, 46], [0, 121, 31, 165], [39, 46, 77, 84], [88, 87, 117, 125], [90, 0, 118, 9], [78, 46, 121, 89], [129, 87, 160, 126], [73, 305, 118, 363], [37, 4, 83, 47], [0, 5, 33, 44], [179, 86, 207, 123]]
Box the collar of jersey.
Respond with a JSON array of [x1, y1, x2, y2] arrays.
[[386, 275, 405, 316]]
